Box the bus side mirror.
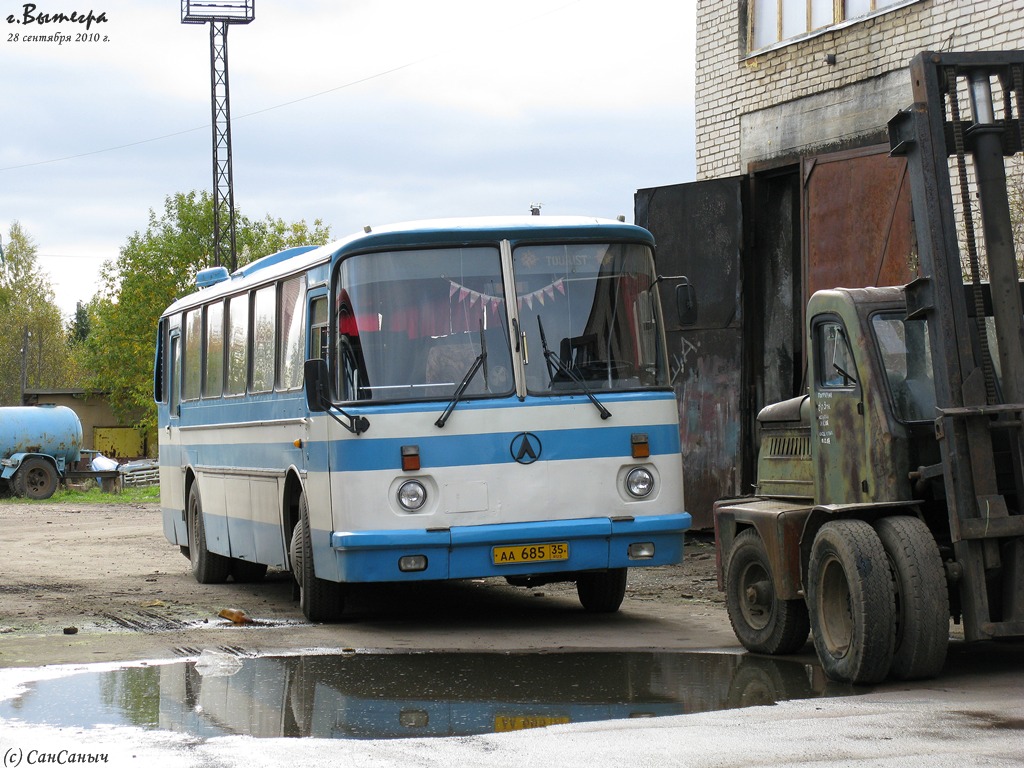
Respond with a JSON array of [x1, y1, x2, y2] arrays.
[[304, 358, 330, 412], [676, 279, 698, 327]]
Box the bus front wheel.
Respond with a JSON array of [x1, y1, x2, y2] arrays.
[[576, 568, 627, 613], [291, 493, 345, 622]]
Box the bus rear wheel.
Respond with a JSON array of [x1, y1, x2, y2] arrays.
[[291, 493, 344, 622], [188, 483, 231, 584], [576, 568, 627, 613]]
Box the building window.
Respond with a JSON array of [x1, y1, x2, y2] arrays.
[[749, 0, 913, 52]]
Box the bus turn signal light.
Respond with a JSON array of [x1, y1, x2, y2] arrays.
[[401, 445, 421, 471], [631, 433, 650, 459], [399, 555, 428, 572]]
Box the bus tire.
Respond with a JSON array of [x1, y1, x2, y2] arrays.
[[807, 520, 894, 684], [576, 568, 627, 613], [15, 457, 58, 500], [725, 529, 809, 655], [292, 494, 344, 622], [875, 516, 949, 680], [187, 483, 231, 584]]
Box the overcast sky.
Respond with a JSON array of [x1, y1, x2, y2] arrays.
[[0, 0, 696, 316]]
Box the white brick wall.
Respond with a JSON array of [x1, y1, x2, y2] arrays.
[[696, 0, 1024, 179]]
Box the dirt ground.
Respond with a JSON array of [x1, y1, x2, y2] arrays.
[[0, 500, 729, 668]]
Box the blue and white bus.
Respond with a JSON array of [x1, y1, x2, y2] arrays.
[[154, 216, 691, 621]]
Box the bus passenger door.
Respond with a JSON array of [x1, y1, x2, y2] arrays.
[[299, 292, 334, 564], [163, 327, 187, 545]]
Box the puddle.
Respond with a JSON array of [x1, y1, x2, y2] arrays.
[[0, 650, 857, 740]]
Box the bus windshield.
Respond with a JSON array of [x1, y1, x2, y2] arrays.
[[335, 246, 514, 402], [332, 241, 667, 403], [516, 242, 666, 394]]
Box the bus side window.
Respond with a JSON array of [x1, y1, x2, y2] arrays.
[[154, 319, 167, 403], [183, 308, 202, 401], [170, 332, 181, 418], [279, 277, 306, 391], [309, 295, 328, 361], [251, 285, 276, 394], [226, 293, 248, 396], [204, 300, 225, 398]]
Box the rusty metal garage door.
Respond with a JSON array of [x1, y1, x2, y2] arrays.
[[803, 145, 916, 297]]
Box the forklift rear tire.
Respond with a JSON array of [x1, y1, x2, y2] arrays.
[[875, 516, 949, 680], [807, 520, 895, 684], [725, 529, 809, 654]]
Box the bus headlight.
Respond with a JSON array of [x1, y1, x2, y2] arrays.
[[397, 480, 427, 511], [625, 467, 654, 498]]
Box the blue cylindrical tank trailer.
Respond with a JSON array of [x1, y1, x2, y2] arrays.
[[0, 405, 83, 500]]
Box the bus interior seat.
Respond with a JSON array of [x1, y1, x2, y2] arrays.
[[559, 334, 598, 368]]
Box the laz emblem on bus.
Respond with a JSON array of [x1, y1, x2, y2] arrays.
[[510, 432, 542, 465]]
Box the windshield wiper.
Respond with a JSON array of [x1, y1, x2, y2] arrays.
[[537, 317, 611, 420], [435, 330, 488, 428]]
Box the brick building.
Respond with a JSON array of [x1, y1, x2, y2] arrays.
[[638, 0, 1024, 526], [696, 0, 1022, 179]]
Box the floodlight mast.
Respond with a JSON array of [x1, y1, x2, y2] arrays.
[[181, 0, 255, 273]]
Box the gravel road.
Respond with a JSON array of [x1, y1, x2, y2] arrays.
[[0, 499, 727, 667]]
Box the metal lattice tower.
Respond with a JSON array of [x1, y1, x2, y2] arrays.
[[181, 1, 255, 272]]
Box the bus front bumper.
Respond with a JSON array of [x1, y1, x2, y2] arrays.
[[321, 513, 692, 583]]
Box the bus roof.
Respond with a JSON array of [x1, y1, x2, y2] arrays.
[[162, 215, 653, 316]]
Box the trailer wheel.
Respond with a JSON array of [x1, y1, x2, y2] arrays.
[[290, 493, 345, 622], [875, 516, 949, 680], [807, 520, 895, 684], [187, 483, 231, 584], [15, 457, 58, 500], [576, 568, 627, 613], [725, 529, 809, 654]]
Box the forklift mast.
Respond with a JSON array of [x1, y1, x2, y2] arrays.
[[889, 51, 1024, 640]]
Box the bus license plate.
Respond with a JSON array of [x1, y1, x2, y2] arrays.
[[492, 542, 569, 565]]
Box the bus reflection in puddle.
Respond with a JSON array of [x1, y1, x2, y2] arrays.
[[0, 651, 858, 740]]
